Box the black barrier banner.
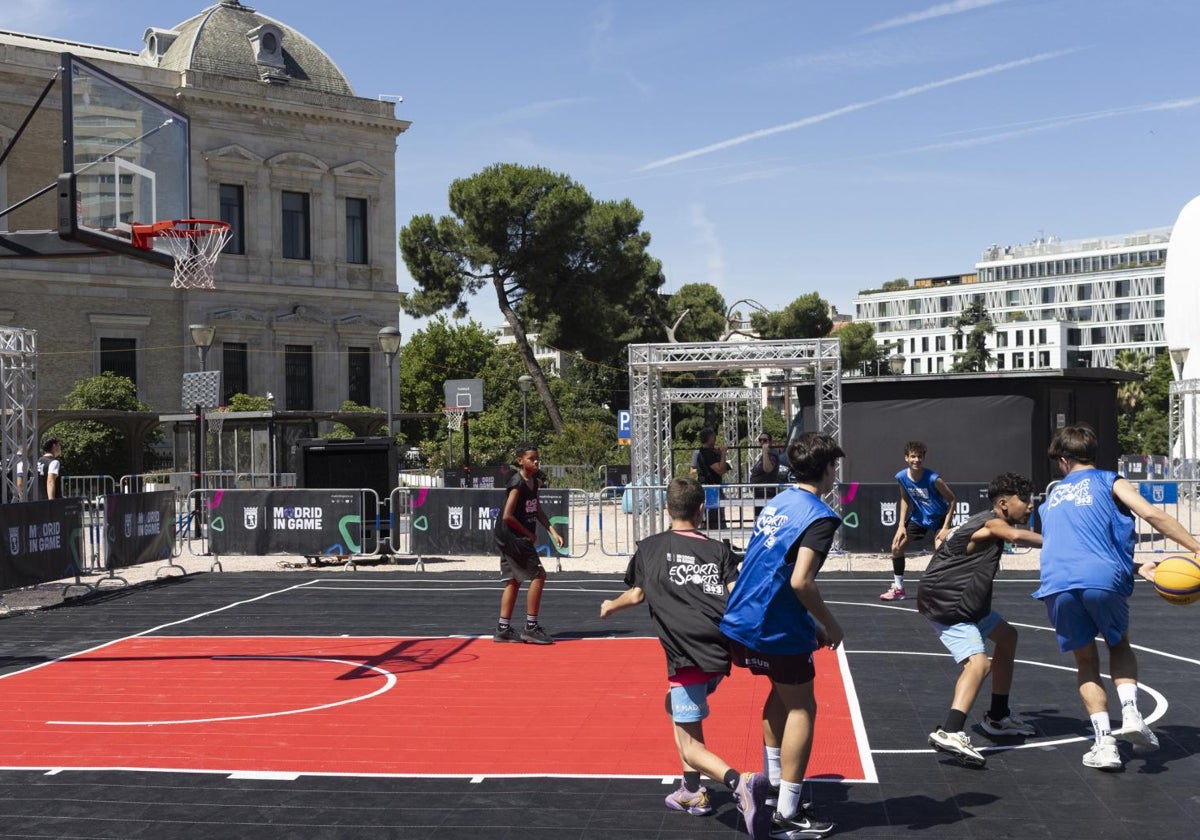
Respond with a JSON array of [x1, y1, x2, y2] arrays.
[[104, 491, 176, 569], [836, 482, 992, 554], [208, 489, 363, 556], [0, 498, 85, 590], [441, 466, 513, 489], [410, 488, 570, 558]]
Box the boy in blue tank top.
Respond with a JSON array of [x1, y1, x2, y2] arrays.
[[882, 441, 955, 601], [1035, 423, 1200, 771], [721, 433, 844, 839]]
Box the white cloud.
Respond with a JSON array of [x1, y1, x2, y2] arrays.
[[637, 49, 1080, 171], [483, 98, 589, 127], [863, 0, 1010, 35], [689, 203, 726, 288]]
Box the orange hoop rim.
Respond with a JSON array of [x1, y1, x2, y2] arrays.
[[131, 219, 230, 250]]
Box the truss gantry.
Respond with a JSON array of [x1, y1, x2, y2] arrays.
[[628, 339, 842, 540], [0, 327, 38, 503]]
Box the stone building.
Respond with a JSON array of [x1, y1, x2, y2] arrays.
[[0, 1, 409, 419]]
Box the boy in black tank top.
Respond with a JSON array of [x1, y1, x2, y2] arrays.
[[493, 444, 562, 644]]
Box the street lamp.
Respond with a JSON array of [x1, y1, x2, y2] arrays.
[[1170, 347, 1190, 381], [517, 374, 533, 441], [188, 324, 216, 538], [378, 326, 401, 438], [189, 324, 216, 371], [888, 352, 906, 376]]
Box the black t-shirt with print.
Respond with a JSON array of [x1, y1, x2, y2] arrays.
[[499, 470, 539, 537], [623, 529, 740, 677]]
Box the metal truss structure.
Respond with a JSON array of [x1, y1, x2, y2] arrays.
[[661, 388, 761, 478], [0, 327, 38, 503], [628, 339, 842, 539], [1169, 378, 1199, 479]]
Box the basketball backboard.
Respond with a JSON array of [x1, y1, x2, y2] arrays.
[[0, 53, 188, 267], [443, 378, 484, 413]]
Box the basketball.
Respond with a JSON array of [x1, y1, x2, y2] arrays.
[[1152, 554, 1200, 605]]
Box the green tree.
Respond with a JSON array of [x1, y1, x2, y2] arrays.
[[749, 293, 833, 339], [663, 283, 726, 342], [225, 393, 273, 411], [1120, 351, 1171, 454], [53, 372, 157, 478], [836, 321, 881, 374], [400, 163, 665, 433], [398, 316, 500, 462], [882, 278, 910, 291], [950, 301, 994, 372]]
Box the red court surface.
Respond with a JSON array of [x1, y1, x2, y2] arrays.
[[0, 635, 870, 780]]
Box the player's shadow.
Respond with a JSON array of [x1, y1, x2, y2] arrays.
[[821, 786, 999, 832], [1121, 724, 1200, 774]]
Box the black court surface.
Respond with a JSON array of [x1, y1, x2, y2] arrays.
[[1, 570, 1197, 839]]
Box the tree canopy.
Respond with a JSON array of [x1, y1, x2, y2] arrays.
[[950, 301, 994, 373], [749, 293, 833, 339], [53, 373, 157, 478], [399, 163, 666, 432]]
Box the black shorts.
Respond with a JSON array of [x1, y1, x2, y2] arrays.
[[495, 526, 545, 582], [903, 521, 932, 542], [728, 640, 816, 685]]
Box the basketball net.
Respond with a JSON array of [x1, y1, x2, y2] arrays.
[[442, 407, 465, 432], [207, 411, 226, 437], [131, 219, 232, 290]]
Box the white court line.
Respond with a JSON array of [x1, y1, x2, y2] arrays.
[[46, 655, 397, 727], [0, 579, 323, 683]]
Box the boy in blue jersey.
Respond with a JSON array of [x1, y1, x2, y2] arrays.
[[721, 432, 844, 839], [1035, 423, 1200, 771], [882, 440, 956, 601]]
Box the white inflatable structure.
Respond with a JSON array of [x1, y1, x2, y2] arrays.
[[1166, 194, 1200, 476]]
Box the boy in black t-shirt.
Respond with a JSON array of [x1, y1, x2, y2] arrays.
[[917, 472, 1043, 767], [493, 444, 562, 644], [601, 477, 770, 823]]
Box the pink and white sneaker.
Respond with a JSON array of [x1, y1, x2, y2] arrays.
[[879, 586, 906, 601]]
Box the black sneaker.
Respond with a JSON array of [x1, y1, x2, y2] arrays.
[[522, 624, 554, 645], [769, 806, 834, 839], [493, 625, 522, 643]]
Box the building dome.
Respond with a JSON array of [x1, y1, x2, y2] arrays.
[[142, 0, 354, 96]]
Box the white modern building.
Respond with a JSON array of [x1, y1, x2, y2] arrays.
[[854, 229, 1170, 374]]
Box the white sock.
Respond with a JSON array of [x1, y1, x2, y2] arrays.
[[1116, 683, 1139, 712], [763, 746, 782, 787], [777, 780, 804, 819], [893, 575, 904, 589], [1091, 711, 1112, 741]]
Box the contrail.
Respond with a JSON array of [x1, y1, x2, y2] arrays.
[[637, 48, 1080, 172], [863, 0, 1010, 35]]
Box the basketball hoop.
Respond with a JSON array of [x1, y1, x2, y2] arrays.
[[130, 219, 231, 290], [207, 411, 226, 437], [442, 406, 465, 432]]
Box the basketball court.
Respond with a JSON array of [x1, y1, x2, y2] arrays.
[[0, 569, 1196, 839]]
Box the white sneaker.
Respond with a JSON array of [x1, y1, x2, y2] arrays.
[[928, 727, 986, 767], [1082, 735, 1122, 771], [1119, 709, 1159, 753], [981, 713, 1037, 737]]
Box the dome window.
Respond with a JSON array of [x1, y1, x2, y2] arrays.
[[247, 23, 286, 72]]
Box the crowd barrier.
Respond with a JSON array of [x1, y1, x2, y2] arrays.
[[8, 475, 1200, 595]]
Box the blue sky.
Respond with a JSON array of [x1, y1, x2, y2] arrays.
[[15, 0, 1200, 335]]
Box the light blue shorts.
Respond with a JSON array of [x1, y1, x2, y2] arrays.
[[1041, 588, 1129, 652], [668, 676, 723, 723], [927, 610, 1004, 663]]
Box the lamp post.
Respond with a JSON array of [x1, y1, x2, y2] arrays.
[[188, 324, 216, 539], [888, 352, 906, 376], [517, 374, 533, 441], [190, 324, 216, 371], [1170, 347, 1190, 381], [378, 326, 401, 438]]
